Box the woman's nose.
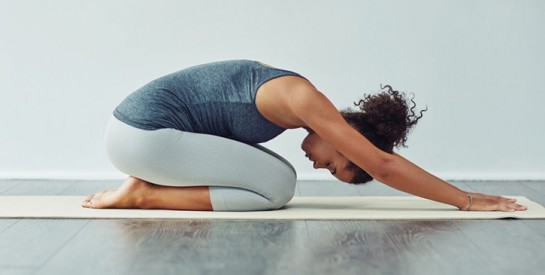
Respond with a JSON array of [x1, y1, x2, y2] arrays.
[[313, 161, 325, 169]]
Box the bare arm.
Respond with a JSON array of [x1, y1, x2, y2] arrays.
[[390, 153, 526, 211], [289, 87, 526, 211]]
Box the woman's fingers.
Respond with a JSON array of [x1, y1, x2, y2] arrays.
[[493, 196, 526, 211], [499, 204, 515, 212], [505, 197, 517, 203], [502, 203, 526, 212]]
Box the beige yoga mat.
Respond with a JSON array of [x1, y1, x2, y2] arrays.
[[0, 196, 544, 220]]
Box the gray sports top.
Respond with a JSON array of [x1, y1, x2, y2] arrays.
[[113, 60, 304, 144]]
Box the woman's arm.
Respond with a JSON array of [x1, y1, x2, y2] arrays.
[[391, 153, 526, 211], [289, 87, 526, 211]]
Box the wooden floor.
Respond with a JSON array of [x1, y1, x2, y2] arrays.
[[1, 180, 544, 275]]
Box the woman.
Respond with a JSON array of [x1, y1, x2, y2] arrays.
[[82, 60, 527, 212]]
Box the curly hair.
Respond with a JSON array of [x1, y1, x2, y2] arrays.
[[341, 85, 427, 184]]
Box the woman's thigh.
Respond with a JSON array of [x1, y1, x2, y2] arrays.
[[104, 116, 296, 203]]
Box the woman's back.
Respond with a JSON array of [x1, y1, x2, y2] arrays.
[[113, 60, 302, 143]]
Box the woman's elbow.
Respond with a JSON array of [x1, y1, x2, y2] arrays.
[[370, 154, 395, 183]]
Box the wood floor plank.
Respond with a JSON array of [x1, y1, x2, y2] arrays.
[[127, 220, 309, 275], [523, 181, 545, 193], [521, 181, 545, 205], [522, 220, 545, 239], [36, 220, 141, 275], [297, 180, 363, 196], [0, 180, 20, 194], [455, 220, 545, 274], [0, 219, 18, 233], [38, 220, 309, 275], [304, 220, 502, 275], [0, 267, 37, 275], [1, 180, 77, 195], [461, 181, 545, 205], [0, 219, 88, 267], [59, 180, 122, 195]]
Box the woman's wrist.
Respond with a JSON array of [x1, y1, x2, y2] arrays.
[[459, 194, 473, 211], [447, 190, 471, 210]]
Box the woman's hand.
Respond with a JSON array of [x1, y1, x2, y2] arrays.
[[463, 192, 528, 212]]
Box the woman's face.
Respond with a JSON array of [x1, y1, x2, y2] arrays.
[[301, 130, 354, 183]]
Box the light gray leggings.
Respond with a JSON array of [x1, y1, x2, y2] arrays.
[[104, 116, 296, 211]]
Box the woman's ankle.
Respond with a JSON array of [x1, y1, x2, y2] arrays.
[[121, 176, 156, 209], [134, 182, 159, 209]]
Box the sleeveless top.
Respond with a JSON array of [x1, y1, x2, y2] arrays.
[[113, 60, 305, 144]]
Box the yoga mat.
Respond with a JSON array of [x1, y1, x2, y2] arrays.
[[0, 196, 543, 220]]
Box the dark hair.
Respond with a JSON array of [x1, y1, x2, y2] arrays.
[[341, 85, 427, 184]]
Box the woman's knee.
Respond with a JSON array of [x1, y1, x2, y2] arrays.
[[210, 178, 296, 211], [265, 176, 296, 209]]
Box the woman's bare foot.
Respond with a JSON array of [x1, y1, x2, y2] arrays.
[[82, 176, 154, 209]]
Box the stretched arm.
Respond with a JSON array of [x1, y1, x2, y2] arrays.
[[290, 87, 526, 211], [385, 153, 526, 211]]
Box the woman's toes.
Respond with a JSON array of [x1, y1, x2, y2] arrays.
[[84, 200, 94, 208], [82, 194, 95, 208], [82, 192, 108, 208], [88, 192, 108, 208]]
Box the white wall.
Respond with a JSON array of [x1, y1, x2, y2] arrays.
[[1, 0, 544, 181]]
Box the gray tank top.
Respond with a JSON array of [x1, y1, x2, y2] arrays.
[[113, 60, 305, 144]]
